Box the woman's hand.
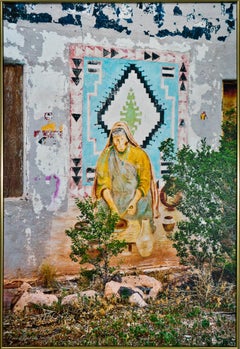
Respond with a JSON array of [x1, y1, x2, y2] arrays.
[[126, 189, 142, 216], [126, 203, 137, 216]]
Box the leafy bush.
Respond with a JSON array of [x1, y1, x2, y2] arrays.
[[159, 108, 237, 276], [65, 197, 127, 288]]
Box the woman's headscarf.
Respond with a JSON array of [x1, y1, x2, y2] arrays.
[[104, 121, 139, 149]]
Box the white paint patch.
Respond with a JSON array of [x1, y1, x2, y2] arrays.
[[115, 37, 137, 49], [35, 132, 68, 175], [32, 189, 43, 214], [99, 37, 111, 47], [83, 32, 98, 46], [212, 79, 221, 89], [4, 23, 25, 47], [26, 65, 67, 114], [25, 228, 37, 267], [4, 45, 24, 62], [150, 40, 191, 53], [190, 83, 211, 114], [188, 132, 201, 151], [196, 43, 209, 61], [38, 30, 67, 64]]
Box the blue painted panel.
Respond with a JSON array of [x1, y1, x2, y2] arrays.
[[82, 57, 179, 185]]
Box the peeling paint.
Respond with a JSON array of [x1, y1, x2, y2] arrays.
[[3, 2, 237, 278], [191, 83, 211, 114], [4, 23, 24, 46], [173, 6, 182, 16], [3, 3, 52, 24], [3, 3, 236, 41], [25, 228, 37, 267], [195, 43, 209, 61], [32, 190, 43, 215]]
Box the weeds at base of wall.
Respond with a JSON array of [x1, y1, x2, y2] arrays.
[[38, 261, 57, 289], [2, 267, 236, 347]]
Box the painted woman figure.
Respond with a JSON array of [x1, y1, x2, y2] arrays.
[[92, 121, 159, 231]]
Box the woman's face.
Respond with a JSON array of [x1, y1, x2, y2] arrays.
[[112, 133, 129, 153]]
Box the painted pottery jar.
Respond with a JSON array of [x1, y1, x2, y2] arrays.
[[162, 215, 175, 232], [136, 219, 154, 257]]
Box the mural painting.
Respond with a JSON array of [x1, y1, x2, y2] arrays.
[[68, 44, 190, 267], [2, 2, 237, 346]]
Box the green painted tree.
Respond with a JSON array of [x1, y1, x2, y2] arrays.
[[120, 88, 142, 134]]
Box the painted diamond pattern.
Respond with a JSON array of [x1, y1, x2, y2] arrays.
[[96, 63, 165, 148]]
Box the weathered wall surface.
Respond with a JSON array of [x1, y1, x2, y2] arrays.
[[3, 3, 237, 278]]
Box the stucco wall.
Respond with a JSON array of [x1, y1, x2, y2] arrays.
[[3, 2, 237, 278]]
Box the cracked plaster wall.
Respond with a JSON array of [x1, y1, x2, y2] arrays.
[[3, 2, 237, 278]]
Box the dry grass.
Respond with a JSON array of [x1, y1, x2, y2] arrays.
[[2, 270, 236, 347]]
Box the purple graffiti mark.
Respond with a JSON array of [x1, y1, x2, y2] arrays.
[[44, 175, 60, 199], [53, 175, 60, 199]]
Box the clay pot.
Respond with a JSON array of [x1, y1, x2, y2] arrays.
[[114, 218, 128, 232], [160, 185, 182, 211], [162, 215, 175, 232]]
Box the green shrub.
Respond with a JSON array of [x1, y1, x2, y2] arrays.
[[159, 108, 237, 277], [65, 197, 127, 289]]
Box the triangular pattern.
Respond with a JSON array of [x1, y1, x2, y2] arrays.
[[111, 48, 118, 58], [72, 58, 82, 67], [85, 47, 95, 56], [95, 47, 103, 57], [152, 52, 160, 60], [72, 176, 81, 185], [72, 113, 81, 121], [180, 82, 186, 91], [72, 68, 82, 77], [103, 48, 110, 57], [144, 52, 151, 60], [179, 119, 185, 126], [180, 63, 187, 72], [72, 158, 81, 166], [179, 73, 187, 81], [72, 77, 80, 85], [72, 167, 81, 176]]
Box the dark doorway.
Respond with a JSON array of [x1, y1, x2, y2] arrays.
[[3, 64, 24, 197], [222, 80, 237, 115]]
